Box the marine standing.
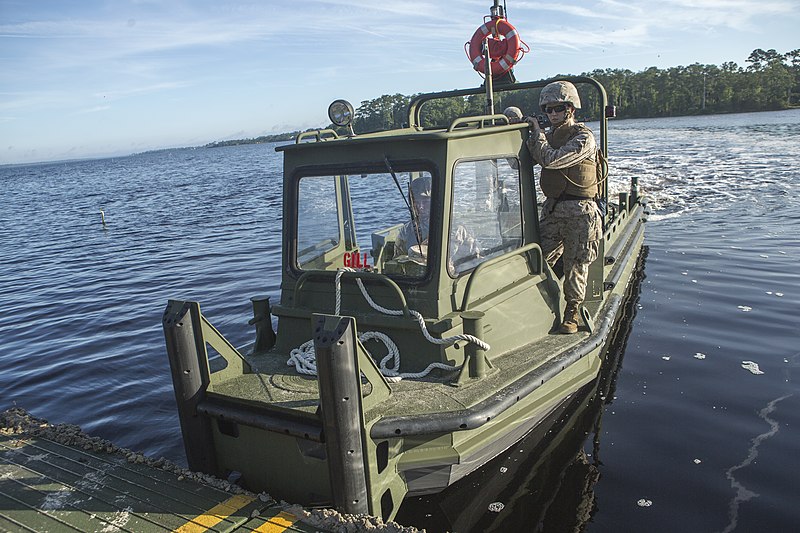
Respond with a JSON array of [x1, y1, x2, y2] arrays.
[[526, 81, 602, 334]]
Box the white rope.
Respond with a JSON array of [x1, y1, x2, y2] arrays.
[[287, 268, 491, 381]]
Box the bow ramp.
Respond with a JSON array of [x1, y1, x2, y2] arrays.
[[0, 408, 325, 532]]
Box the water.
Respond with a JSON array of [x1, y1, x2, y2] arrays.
[[2, 110, 799, 532]]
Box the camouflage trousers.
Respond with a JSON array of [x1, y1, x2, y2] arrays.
[[539, 198, 602, 306]]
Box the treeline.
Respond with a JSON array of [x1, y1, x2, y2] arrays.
[[205, 131, 300, 148], [586, 48, 799, 118], [347, 48, 800, 131]]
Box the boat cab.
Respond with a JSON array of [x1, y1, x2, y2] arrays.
[[163, 76, 646, 521]]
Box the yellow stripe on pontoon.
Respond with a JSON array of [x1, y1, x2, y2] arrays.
[[253, 511, 298, 532], [173, 494, 256, 532]]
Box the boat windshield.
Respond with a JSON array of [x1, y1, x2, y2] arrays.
[[295, 156, 525, 279], [295, 169, 435, 278]]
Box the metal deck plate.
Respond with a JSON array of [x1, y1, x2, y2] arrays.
[[0, 432, 314, 532]]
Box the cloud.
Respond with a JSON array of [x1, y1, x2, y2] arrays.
[[314, 0, 477, 18], [0, 91, 69, 112], [531, 23, 651, 51], [72, 105, 111, 115], [672, 0, 794, 30], [516, 1, 631, 21], [92, 81, 192, 101], [512, 0, 797, 50]]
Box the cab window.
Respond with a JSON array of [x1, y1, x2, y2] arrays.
[[295, 169, 435, 278], [448, 158, 523, 276], [297, 176, 342, 266]]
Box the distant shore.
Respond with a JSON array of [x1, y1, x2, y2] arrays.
[[204, 131, 302, 148]]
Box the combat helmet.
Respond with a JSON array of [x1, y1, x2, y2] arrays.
[[539, 81, 581, 111], [409, 175, 431, 205], [502, 106, 523, 122], [410, 175, 431, 196]]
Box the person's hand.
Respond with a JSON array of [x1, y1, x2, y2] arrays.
[[525, 116, 540, 135]]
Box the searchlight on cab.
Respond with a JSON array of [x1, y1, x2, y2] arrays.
[[328, 99, 355, 135]]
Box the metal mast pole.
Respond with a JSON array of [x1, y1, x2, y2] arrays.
[[485, 37, 494, 116]]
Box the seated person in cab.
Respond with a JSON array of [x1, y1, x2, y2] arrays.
[[394, 176, 431, 265], [525, 81, 602, 335], [394, 174, 482, 275]]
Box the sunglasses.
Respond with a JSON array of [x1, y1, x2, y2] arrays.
[[543, 104, 567, 114]]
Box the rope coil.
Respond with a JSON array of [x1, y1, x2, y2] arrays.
[[287, 269, 491, 381]]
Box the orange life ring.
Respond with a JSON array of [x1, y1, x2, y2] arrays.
[[467, 17, 522, 77]]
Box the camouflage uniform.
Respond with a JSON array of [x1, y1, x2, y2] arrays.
[[526, 80, 602, 334], [528, 121, 601, 309], [538, 197, 602, 306], [395, 217, 429, 257]]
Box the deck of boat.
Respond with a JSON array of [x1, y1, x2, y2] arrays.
[[211, 309, 598, 419], [0, 422, 317, 532]]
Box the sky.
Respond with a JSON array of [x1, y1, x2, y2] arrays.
[[1, 0, 798, 165]]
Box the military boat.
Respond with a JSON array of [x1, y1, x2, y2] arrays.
[[163, 5, 646, 523]]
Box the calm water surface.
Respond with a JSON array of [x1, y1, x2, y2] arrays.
[[2, 110, 799, 532]]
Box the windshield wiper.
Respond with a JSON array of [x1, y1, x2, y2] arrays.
[[384, 156, 423, 249]]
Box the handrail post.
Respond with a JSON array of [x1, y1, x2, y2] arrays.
[[314, 314, 370, 515], [630, 176, 639, 206], [463, 311, 487, 377], [163, 300, 218, 473]]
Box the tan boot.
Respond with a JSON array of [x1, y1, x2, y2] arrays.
[[560, 303, 580, 334]]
